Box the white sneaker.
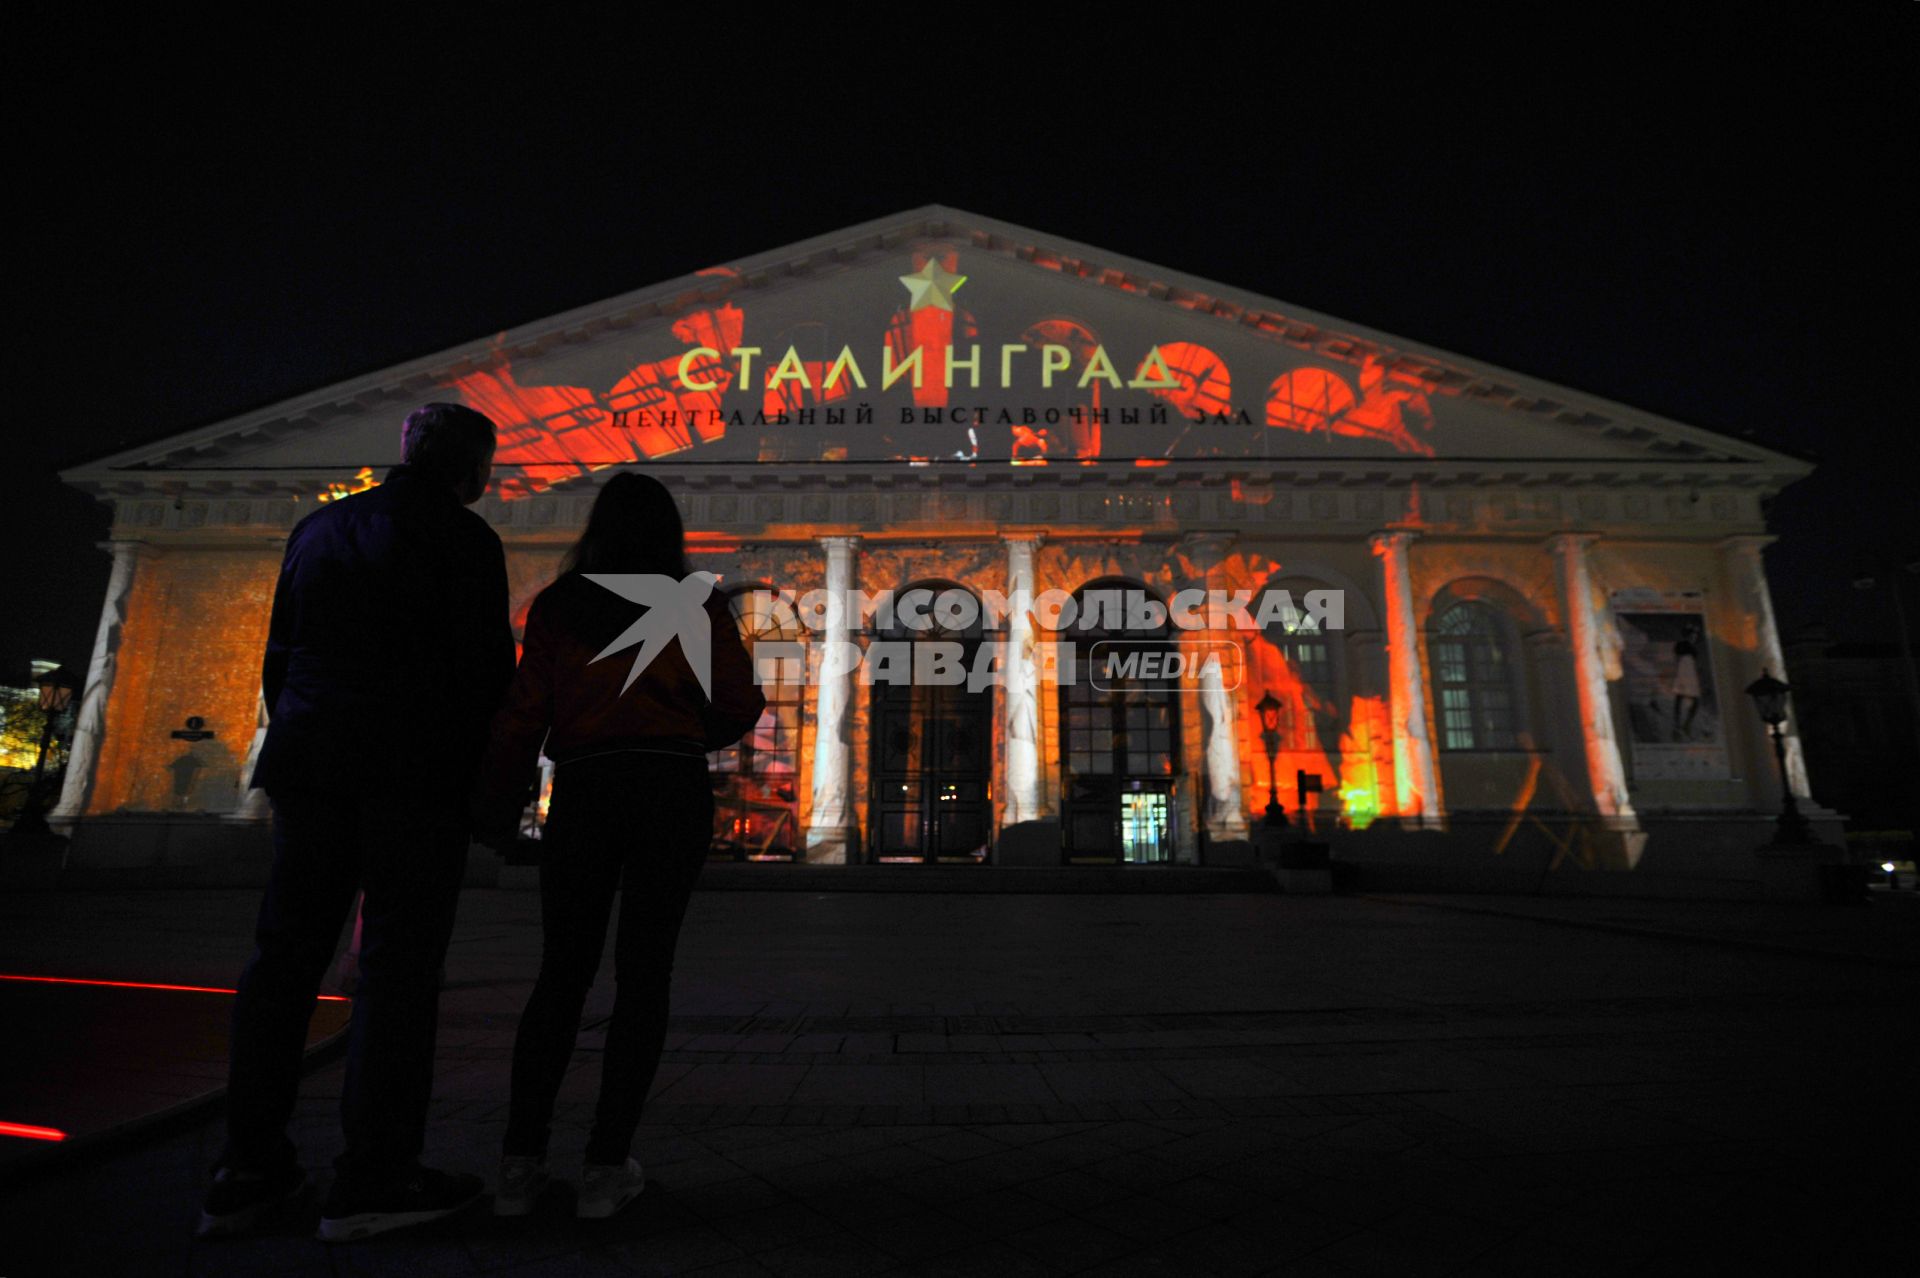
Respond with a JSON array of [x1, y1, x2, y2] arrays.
[[576, 1157, 646, 1219], [494, 1154, 550, 1218]]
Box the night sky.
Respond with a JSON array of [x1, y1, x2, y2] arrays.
[[10, 12, 1915, 681]]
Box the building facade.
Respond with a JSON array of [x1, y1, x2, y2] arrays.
[[52, 207, 1836, 890]]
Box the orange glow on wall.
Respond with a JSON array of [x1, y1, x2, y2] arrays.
[[1336, 695, 1393, 827], [318, 467, 377, 503], [1240, 637, 1337, 828], [89, 551, 279, 814]]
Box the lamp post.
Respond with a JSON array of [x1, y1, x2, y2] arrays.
[[1744, 668, 1812, 846], [1255, 690, 1287, 829], [12, 666, 77, 837]]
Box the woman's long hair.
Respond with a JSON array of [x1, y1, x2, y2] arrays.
[[559, 472, 691, 580]]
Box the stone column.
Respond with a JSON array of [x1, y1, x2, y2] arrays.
[[50, 540, 146, 826], [1179, 532, 1248, 842], [1001, 534, 1044, 826], [1549, 534, 1638, 820], [806, 535, 860, 862], [226, 686, 273, 822], [1722, 536, 1811, 797], [1368, 531, 1442, 827]]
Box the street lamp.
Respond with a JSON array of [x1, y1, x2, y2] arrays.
[[12, 666, 77, 837], [1743, 668, 1811, 845], [1255, 690, 1287, 828]]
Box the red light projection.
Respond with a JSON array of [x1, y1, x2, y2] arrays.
[[1021, 318, 1106, 462], [1267, 368, 1356, 433], [0, 1122, 66, 1142], [412, 247, 1472, 485], [450, 300, 745, 497], [1335, 695, 1391, 829], [760, 321, 855, 423], [885, 249, 979, 411], [1267, 358, 1436, 456], [1242, 634, 1339, 829], [1141, 342, 1231, 420]]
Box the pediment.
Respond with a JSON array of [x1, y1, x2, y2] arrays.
[[64, 205, 1808, 497]]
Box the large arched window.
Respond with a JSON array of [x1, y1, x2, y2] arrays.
[[710, 586, 803, 860], [1057, 578, 1180, 863], [1254, 580, 1343, 753], [869, 580, 992, 862], [1431, 601, 1520, 751]]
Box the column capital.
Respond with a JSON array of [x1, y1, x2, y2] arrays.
[[1177, 529, 1237, 556], [1546, 531, 1602, 554], [818, 534, 861, 554], [1717, 534, 1776, 558], [97, 538, 161, 560], [1368, 529, 1418, 556], [1000, 529, 1046, 549]]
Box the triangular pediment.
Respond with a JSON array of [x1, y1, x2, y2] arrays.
[[63, 205, 1808, 496]]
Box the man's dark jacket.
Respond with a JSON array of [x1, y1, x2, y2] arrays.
[[249, 464, 516, 807]]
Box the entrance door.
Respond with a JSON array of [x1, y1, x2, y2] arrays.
[[870, 670, 992, 861], [1061, 679, 1179, 863], [1058, 578, 1182, 864]]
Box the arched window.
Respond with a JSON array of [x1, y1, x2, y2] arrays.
[[1057, 578, 1180, 863], [869, 580, 992, 862], [1256, 582, 1341, 753], [1431, 602, 1520, 751]]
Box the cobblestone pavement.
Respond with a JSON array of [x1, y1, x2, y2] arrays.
[[1, 886, 1913, 1275]]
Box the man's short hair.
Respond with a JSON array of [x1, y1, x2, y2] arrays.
[[401, 403, 497, 484]]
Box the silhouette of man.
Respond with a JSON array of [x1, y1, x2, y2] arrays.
[[198, 403, 515, 1242]]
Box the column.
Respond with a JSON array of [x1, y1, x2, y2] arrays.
[[1001, 534, 1043, 826], [1179, 532, 1248, 841], [1368, 531, 1442, 827], [1549, 534, 1638, 820], [225, 686, 273, 822], [806, 535, 860, 862], [50, 541, 146, 826], [1722, 536, 1811, 797]]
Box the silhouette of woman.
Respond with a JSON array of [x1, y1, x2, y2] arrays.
[[472, 472, 764, 1220]]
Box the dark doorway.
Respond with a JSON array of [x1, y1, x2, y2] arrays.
[[868, 582, 993, 863]]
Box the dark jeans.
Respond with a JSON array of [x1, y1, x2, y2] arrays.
[[503, 752, 713, 1165], [222, 786, 469, 1187]]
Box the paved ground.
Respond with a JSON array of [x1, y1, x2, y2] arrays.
[[0, 884, 1915, 1275]]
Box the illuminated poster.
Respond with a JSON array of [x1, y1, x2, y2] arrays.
[[1612, 590, 1729, 780]]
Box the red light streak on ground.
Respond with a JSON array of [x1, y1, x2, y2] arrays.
[[0, 974, 348, 1002], [0, 1122, 66, 1141]]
